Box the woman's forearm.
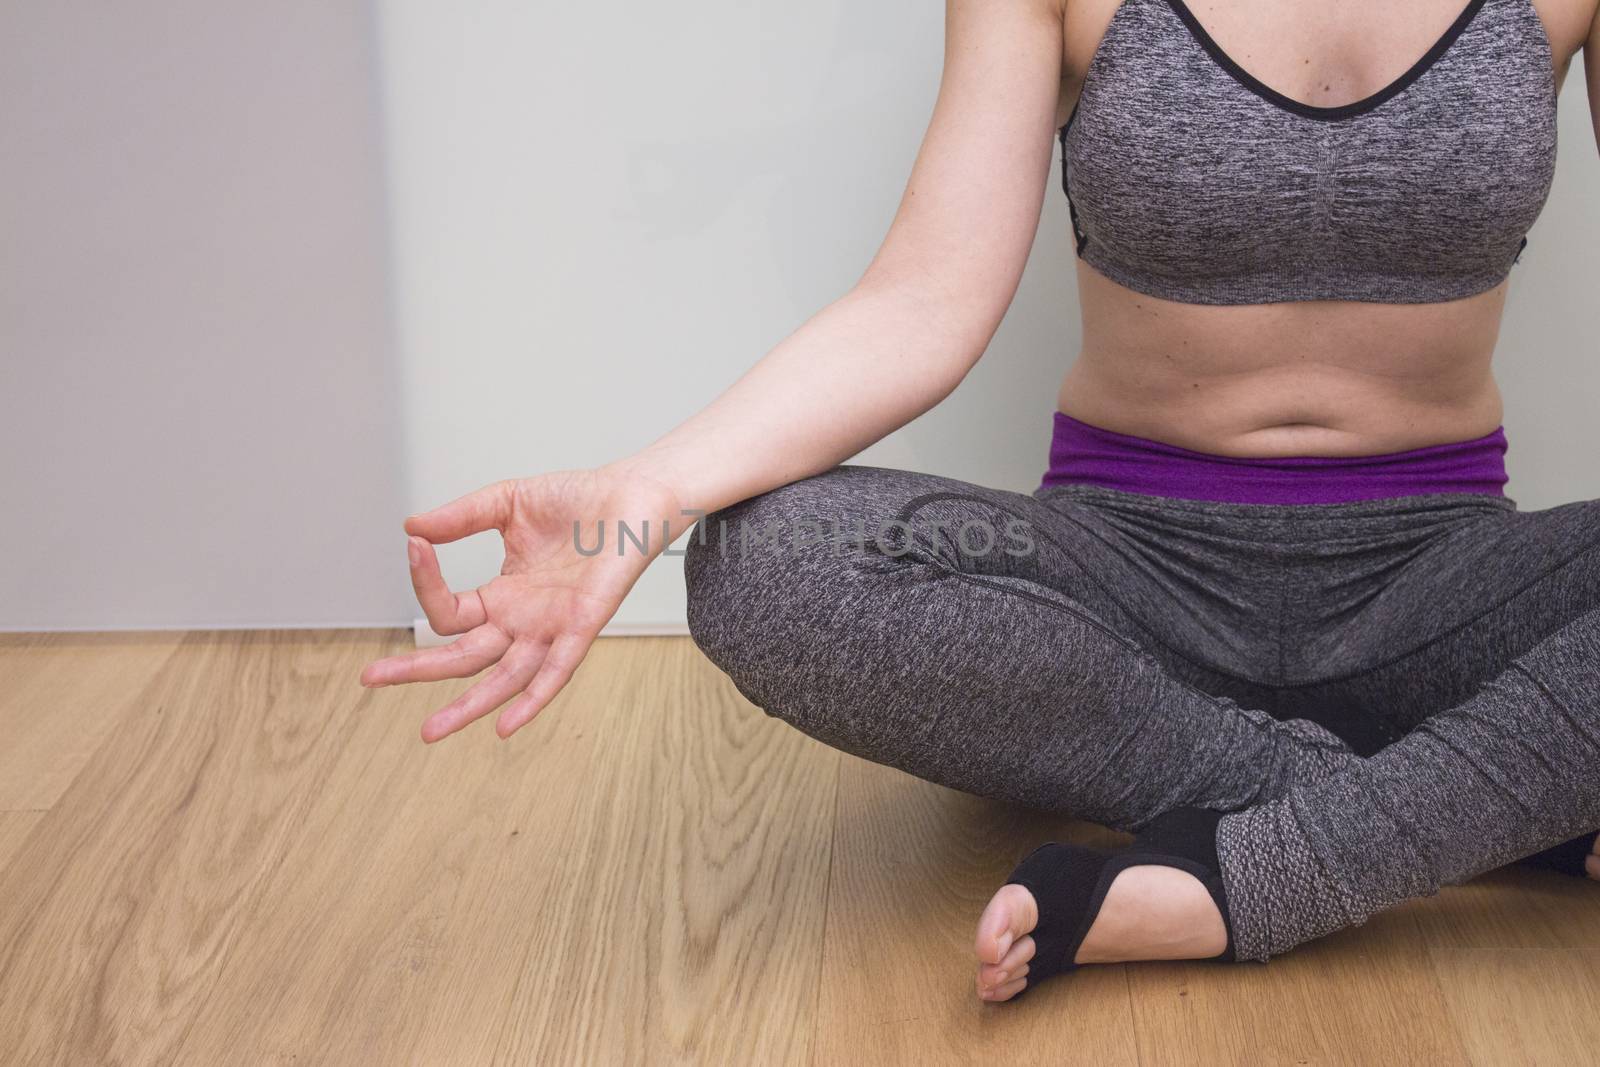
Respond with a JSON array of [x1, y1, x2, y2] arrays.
[[607, 279, 995, 524], [603, 0, 1066, 536]]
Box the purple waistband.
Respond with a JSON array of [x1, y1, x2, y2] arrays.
[[1040, 412, 1509, 505]]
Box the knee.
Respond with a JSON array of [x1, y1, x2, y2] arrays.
[[682, 468, 882, 706], [681, 501, 754, 668], [682, 480, 821, 673], [683, 465, 877, 607]]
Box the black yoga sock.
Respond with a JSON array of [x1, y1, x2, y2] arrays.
[[1518, 832, 1599, 877], [1002, 807, 1237, 992]]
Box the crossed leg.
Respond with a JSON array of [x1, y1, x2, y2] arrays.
[[977, 494, 1600, 993], [1218, 603, 1600, 960], [1275, 492, 1600, 885], [683, 464, 1355, 831], [1213, 490, 1600, 959], [683, 464, 1600, 994]]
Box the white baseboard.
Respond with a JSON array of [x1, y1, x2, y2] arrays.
[[0, 621, 413, 634], [411, 618, 690, 647], [594, 621, 694, 637]]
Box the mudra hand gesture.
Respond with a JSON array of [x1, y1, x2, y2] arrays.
[[359, 466, 685, 741]]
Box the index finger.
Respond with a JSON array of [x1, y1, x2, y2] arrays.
[[407, 536, 487, 635]]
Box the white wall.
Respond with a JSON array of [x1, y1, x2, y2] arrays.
[[1497, 88, 1600, 506], [377, 1, 1600, 631], [0, 1, 410, 629], [374, 1, 1082, 631], [4, 3, 1596, 631]]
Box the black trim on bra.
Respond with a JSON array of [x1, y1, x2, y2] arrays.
[[1058, 116, 1089, 256], [1161, 0, 1492, 121]]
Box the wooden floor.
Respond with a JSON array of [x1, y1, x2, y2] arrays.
[[2, 632, 1598, 1065]]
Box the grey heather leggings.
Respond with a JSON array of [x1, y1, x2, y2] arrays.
[[681, 465, 1600, 962]]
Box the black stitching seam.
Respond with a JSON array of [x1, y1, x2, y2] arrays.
[[1058, 118, 1089, 256]]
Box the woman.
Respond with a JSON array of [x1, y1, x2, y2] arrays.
[[361, 0, 1600, 1003]]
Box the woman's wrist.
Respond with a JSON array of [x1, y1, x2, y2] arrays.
[[599, 451, 705, 552]]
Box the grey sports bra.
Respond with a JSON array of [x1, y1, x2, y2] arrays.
[[1059, 0, 1559, 305]]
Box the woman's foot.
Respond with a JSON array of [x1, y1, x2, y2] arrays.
[[973, 864, 1229, 1002]]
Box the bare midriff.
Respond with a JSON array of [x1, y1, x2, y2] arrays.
[[1056, 259, 1509, 458]]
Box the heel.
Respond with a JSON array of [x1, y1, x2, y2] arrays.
[[1127, 806, 1236, 962], [997, 810, 1238, 998]]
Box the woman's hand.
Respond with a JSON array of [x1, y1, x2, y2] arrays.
[[359, 466, 687, 742]]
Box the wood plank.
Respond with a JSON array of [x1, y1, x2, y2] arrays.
[[1410, 865, 1600, 950], [0, 629, 398, 1067], [5, 629, 1597, 1064], [815, 761, 1140, 1066], [0, 632, 182, 809], [165, 637, 837, 1066], [1413, 864, 1600, 1063], [1127, 902, 1469, 1066], [492, 638, 838, 1066], [168, 659, 553, 1066], [0, 811, 44, 870], [1429, 948, 1600, 1065]]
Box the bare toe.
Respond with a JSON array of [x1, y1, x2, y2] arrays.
[[976, 883, 1040, 966], [978, 955, 1031, 990], [979, 975, 1030, 1003]]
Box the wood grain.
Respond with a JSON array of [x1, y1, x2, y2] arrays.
[[1429, 948, 1600, 1066], [0, 811, 44, 871], [1127, 904, 1469, 1065], [0, 630, 395, 1066], [1411, 865, 1600, 950], [2, 631, 1599, 1065], [0, 631, 182, 809], [815, 759, 1140, 1066], [164, 636, 837, 1066], [490, 638, 838, 1066]]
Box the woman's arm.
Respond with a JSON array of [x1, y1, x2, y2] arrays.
[[612, 0, 1068, 516], [1588, 0, 1600, 151], [360, 0, 1069, 741]]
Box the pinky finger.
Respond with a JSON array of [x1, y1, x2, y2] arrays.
[[495, 631, 592, 738]]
